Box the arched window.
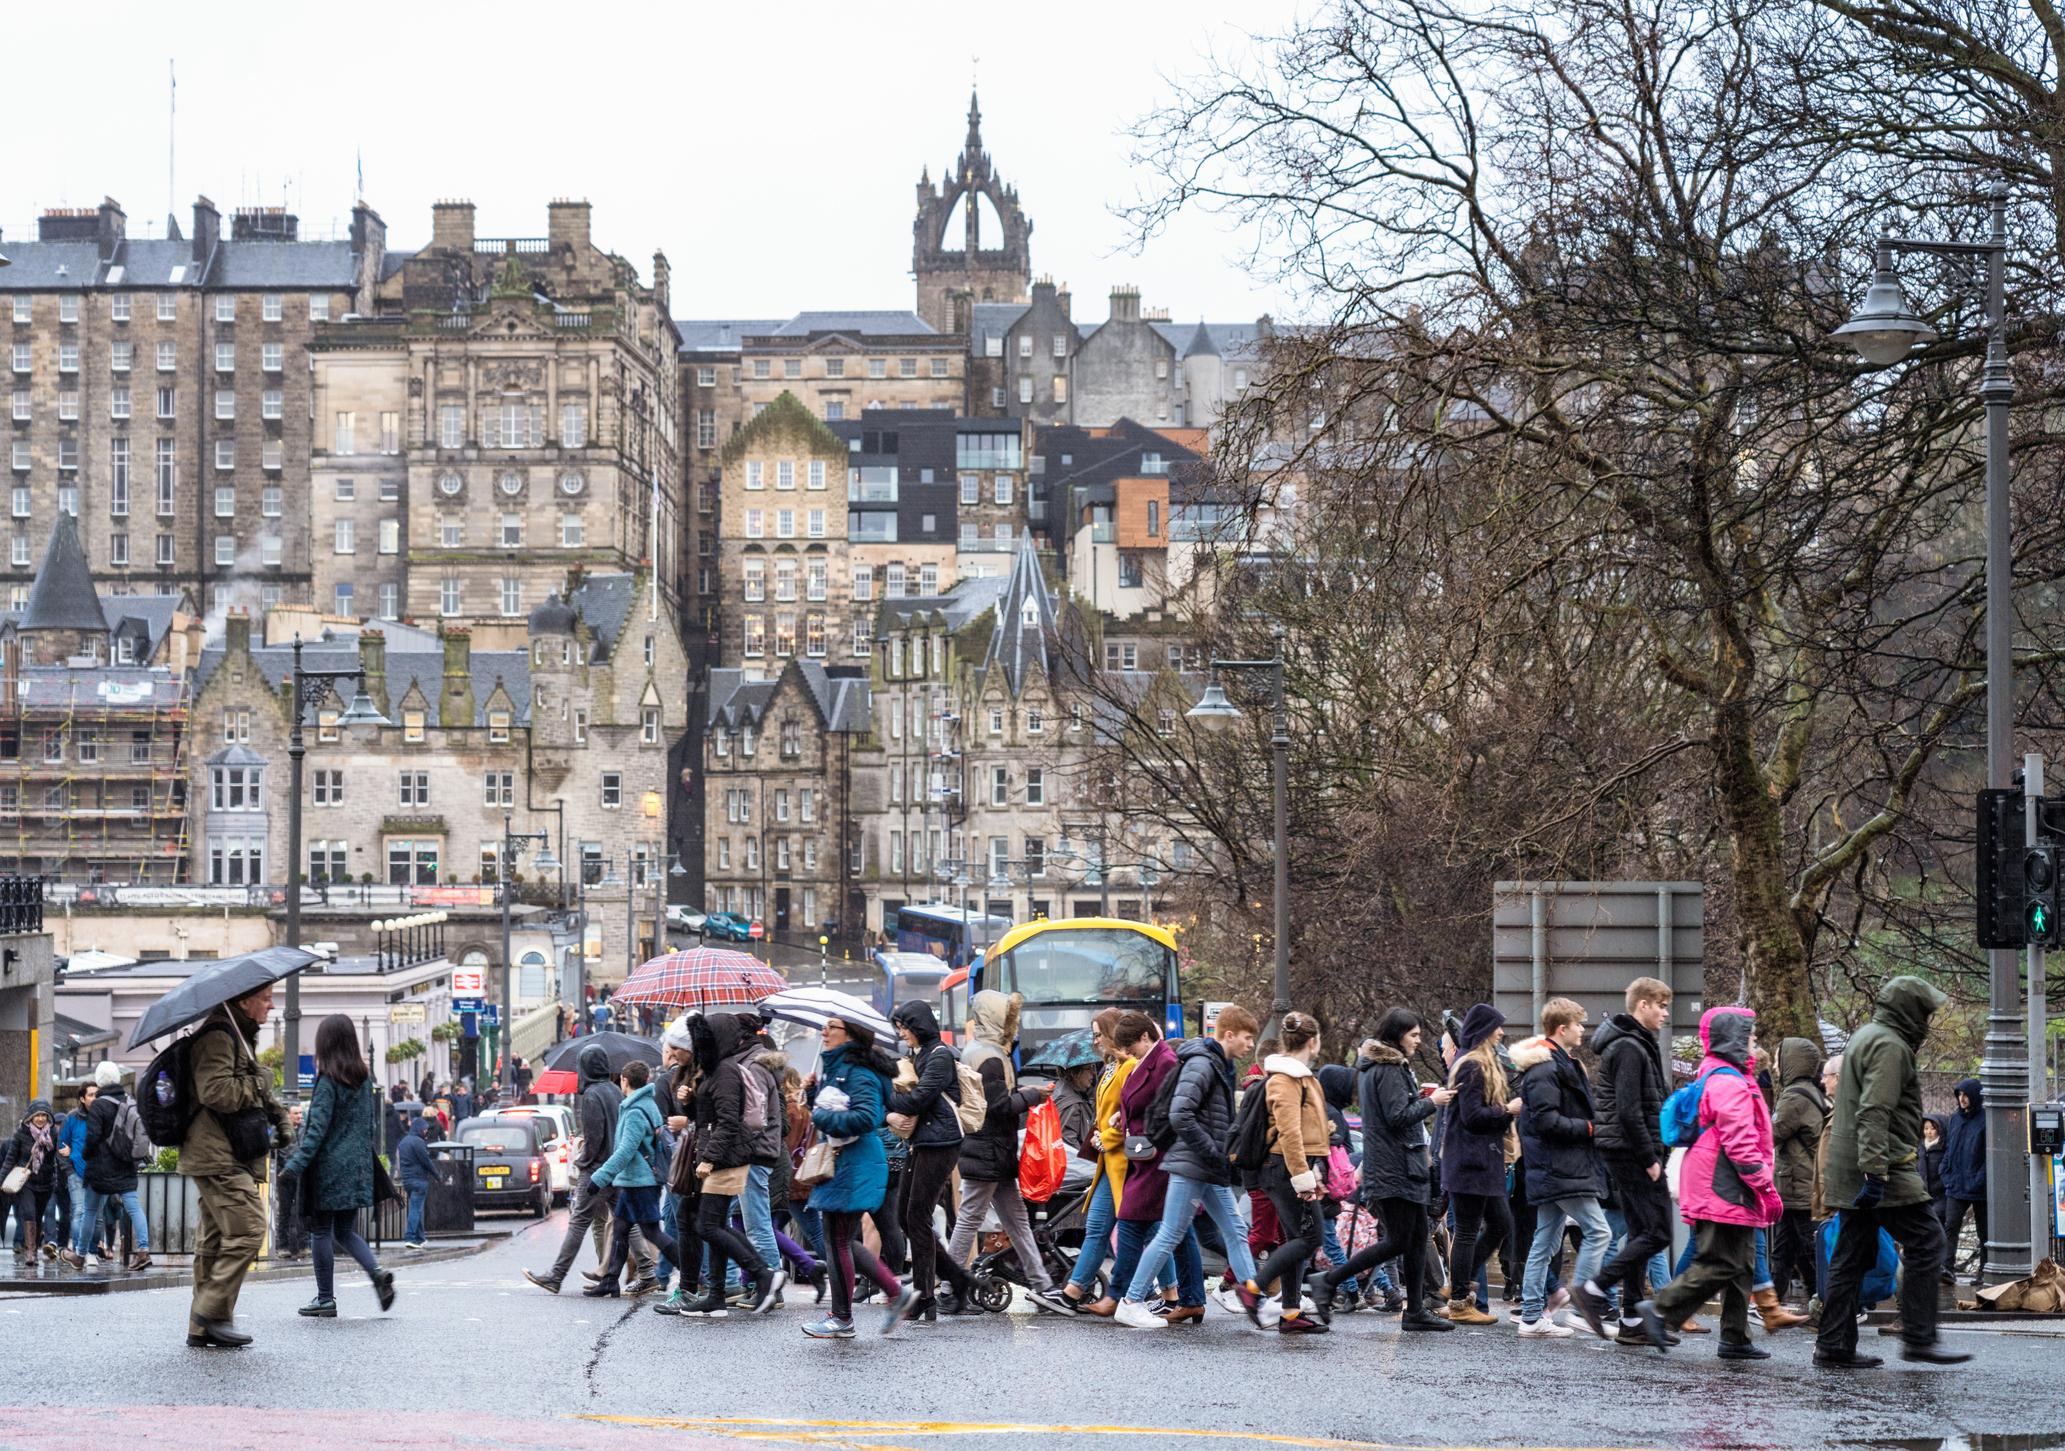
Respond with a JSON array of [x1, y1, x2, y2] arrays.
[[519, 951, 548, 1003]]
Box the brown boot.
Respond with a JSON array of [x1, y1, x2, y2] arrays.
[[1754, 1288, 1805, 1331], [1446, 1298, 1497, 1325], [1679, 1313, 1711, 1334], [1083, 1297, 1118, 1317], [128, 1252, 153, 1272]]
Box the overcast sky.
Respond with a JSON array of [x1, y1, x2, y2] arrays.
[[5, 1, 1306, 327]]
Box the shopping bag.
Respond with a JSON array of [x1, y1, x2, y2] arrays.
[[1018, 1097, 1067, 1203]]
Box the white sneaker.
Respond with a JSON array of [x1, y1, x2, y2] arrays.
[[1114, 1298, 1166, 1330], [1516, 1315, 1575, 1338], [1546, 1286, 1571, 1317], [1259, 1297, 1285, 1329], [1210, 1284, 1246, 1316], [83, 1255, 99, 1270]]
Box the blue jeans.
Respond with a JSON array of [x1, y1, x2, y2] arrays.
[[405, 1186, 427, 1243], [1125, 1175, 1255, 1303], [1522, 1194, 1609, 1320], [1066, 1176, 1118, 1294], [310, 1207, 379, 1299], [741, 1163, 780, 1273], [1110, 1214, 1205, 1307], [75, 1186, 148, 1255]]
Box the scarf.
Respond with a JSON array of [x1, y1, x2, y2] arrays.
[[25, 1118, 52, 1174]]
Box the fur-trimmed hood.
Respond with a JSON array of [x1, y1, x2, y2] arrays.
[[967, 990, 1022, 1049], [1508, 1036, 1555, 1073], [1261, 1053, 1313, 1078]]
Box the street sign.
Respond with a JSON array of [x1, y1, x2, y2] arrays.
[[1492, 881, 1704, 1043], [452, 997, 483, 1015], [749, 921, 765, 941], [452, 965, 485, 998], [1202, 1000, 1234, 1035], [296, 1054, 315, 1091], [390, 1003, 426, 1025]]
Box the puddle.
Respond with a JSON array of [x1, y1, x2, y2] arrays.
[[1846, 1437, 2065, 1451]]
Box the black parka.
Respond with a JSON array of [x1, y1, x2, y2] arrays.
[[1357, 1043, 1439, 1205]]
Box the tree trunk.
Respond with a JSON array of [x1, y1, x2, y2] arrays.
[[1710, 696, 1818, 1043]]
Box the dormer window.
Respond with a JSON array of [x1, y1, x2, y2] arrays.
[[1022, 598, 1038, 628]]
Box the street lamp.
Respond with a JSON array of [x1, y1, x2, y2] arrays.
[[497, 810, 556, 1096], [283, 634, 389, 1098], [1834, 184, 2029, 1280], [1187, 621, 1292, 1035]]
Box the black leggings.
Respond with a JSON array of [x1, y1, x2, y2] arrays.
[[1449, 1190, 1512, 1300], [1252, 1162, 1324, 1309], [900, 1143, 967, 1299], [696, 1192, 764, 1296], [1327, 1197, 1429, 1312], [874, 1164, 909, 1274], [825, 1208, 902, 1320]]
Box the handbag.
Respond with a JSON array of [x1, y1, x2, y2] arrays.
[[793, 1138, 837, 1189], [0, 1166, 27, 1196], [1122, 1133, 1159, 1163], [373, 1155, 403, 1207], [702, 1163, 749, 1196], [668, 1129, 700, 1195]]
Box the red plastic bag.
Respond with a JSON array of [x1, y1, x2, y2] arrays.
[[1018, 1097, 1067, 1203]]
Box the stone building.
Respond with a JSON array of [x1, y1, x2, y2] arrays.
[[307, 199, 681, 630], [182, 568, 688, 990], [912, 92, 1032, 334], [702, 659, 871, 938], [714, 392, 854, 671], [0, 196, 375, 615], [0, 513, 203, 882]]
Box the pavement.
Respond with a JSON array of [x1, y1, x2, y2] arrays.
[[2, 1208, 2063, 1451]]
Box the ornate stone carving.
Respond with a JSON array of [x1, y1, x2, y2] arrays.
[[481, 360, 544, 392]]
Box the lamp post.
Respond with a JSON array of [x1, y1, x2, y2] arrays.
[[1187, 621, 1291, 1035], [1833, 185, 2030, 1280], [496, 810, 559, 1096], [283, 634, 389, 1098]]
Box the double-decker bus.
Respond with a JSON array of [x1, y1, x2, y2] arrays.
[[970, 917, 1182, 1051], [891, 902, 1013, 970]]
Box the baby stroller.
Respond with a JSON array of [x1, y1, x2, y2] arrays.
[[965, 1147, 1097, 1311]]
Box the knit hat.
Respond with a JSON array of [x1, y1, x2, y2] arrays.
[[1457, 1003, 1506, 1051], [93, 1060, 123, 1088]]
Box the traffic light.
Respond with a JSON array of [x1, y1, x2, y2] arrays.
[[2024, 844, 2061, 948], [1977, 789, 2028, 948]]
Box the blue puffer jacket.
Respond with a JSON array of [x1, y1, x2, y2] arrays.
[[1940, 1077, 1987, 1201], [591, 1082, 662, 1190], [808, 1045, 890, 1214]]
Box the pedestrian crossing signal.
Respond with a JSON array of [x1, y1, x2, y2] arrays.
[[2025, 845, 2062, 949]]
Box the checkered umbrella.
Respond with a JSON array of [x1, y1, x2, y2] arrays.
[[609, 947, 786, 1011]]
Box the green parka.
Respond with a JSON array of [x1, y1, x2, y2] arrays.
[[177, 1003, 290, 1179], [1770, 1036, 1826, 1212], [1820, 976, 1945, 1211]]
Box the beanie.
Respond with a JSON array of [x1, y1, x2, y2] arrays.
[[94, 1060, 123, 1088]]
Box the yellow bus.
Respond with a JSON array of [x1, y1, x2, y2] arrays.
[[967, 917, 1182, 1051]]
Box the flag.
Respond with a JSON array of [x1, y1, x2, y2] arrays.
[[356, 148, 364, 199]]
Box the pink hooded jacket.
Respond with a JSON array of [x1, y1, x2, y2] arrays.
[[1677, 1006, 1782, 1228]]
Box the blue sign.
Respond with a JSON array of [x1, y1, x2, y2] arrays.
[[452, 998, 484, 1015], [483, 1006, 500, 1026], [297, 1054, 315, 1090]]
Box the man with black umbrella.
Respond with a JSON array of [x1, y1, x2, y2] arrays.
[[183, 983, 293, 1347]]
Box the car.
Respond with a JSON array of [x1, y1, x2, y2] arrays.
[[665, 905, 708, 935], [453, 1115, 553, 1219], [478, 1105, 577, 1204], [702, 911, 753, 943]]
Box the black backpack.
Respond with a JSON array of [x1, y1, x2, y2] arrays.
[[137, 1021, 228, 1148], [1141, 1054, 1198, 1153], [1228, 1076, 1275, 1175]]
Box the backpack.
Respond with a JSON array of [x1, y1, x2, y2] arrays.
[[109, 1098, 152, 1167], [1659, 1066, 1742, 1149], [741, 1056, 776, 1136], [1228, 1078, 1275, 1175], [1140, 1056, 1191, 1153], [635, 1099, 669, 1184], [953, 1059, 988, 1135], [137, 1021, 229, 1148]]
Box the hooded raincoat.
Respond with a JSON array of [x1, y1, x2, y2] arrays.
[[957, 990, 1038, 1183], [1676, 1007, 1782, 1228], [1940, 1076, 1987, 1202], [1822, 975, 1946, 1211], [1770, 1036, 1827, 1213]]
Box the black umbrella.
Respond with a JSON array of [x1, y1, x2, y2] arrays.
[[126, 945, 323, 1050], [540, 1030, 659, 1076]]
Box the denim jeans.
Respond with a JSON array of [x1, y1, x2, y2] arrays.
[[310, 1207, 379, 1300], [1065, 1176, 1118, 1294], [1522, 1194, 1609, 1320], [740, 1163, 780, 1273], [1109, 1213, 1205, 1307], [405, 1187, 427, 1244], [1124, 1175, 1256, 1303], [75, 1187, 148, 1255], [1318, 1208, 1357, 1296]]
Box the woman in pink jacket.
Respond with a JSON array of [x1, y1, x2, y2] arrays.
[[1640, 1006, 1783, 1359]]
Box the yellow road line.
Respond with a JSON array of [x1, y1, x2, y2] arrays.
[[582, 1414, 1657, 1451]]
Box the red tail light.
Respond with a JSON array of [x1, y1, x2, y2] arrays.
[[529, 1158, 542, 1183]]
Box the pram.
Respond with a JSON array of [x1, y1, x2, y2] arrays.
[[965, 1147, 1098, 1311]]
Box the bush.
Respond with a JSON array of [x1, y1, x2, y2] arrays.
[[384, 1037, 426, 1065], [257, 1044, 286, 1091], [146, 1146, 180, 1174]]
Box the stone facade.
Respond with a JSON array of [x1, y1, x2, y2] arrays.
[[307, 340, 409, 619], [913, 93, 1032, 334], [0, 197, 371, 615], [715, 393, 854, 671]]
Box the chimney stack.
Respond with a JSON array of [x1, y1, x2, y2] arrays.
[[547, 199, 591, 256], [224, 606, 251, 656], [431, 200, 475, 253], [191, 196, 221, 267], [440, 625, 474, 725], [97, 197, 127, 260], [358, 627, 389, 716], [1108, 285, 1141, 324]]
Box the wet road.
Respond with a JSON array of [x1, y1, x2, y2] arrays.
[[1, 1210, 2060, 1451]]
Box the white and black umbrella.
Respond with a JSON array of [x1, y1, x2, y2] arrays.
[[126, 946, 324, 1049], [755, 986, 893, 1044]]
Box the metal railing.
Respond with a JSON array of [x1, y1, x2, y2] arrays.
[[0, 875, 43, 933]]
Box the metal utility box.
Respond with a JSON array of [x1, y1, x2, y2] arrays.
[[423, 1142, 476, 1234], [1492, 881, 1705, 1041]]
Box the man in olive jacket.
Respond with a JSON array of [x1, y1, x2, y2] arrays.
[[180, 984, 292, 1347], [1814, 975, 1967, 1368]]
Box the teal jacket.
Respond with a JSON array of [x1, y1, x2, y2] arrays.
[[281, 1075, 376, 1212], [592, 1082, 661, 1190], [808, 1045, 890, 1214]]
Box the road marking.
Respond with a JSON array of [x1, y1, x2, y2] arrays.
[[582, 1416, 1657, 1451]]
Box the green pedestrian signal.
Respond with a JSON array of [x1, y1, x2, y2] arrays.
[[2032, 902, 2051, 937], [2025, 845, 2062, 949]]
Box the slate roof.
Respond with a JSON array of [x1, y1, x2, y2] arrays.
[[565, 572, 637, 662], [968, 302, 1032, 355], [878, 575, 1007, 637], [980, 535, 1063, 697], [706, 662, 871, 734], [19, 514, 108, 634], [675, 311, 938, 352], [962, 304, 1260, 361], [192, 629, 532, 730], [0, 235, 358, 291], [675, 319, 786, 353]]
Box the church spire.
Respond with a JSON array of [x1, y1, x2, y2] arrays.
[[966, 89, 983, 156]]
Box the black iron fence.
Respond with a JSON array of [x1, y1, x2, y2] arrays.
[[0, 875, 43, 934]]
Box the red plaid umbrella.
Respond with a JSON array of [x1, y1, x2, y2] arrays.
[[610, 947, 786, 1010]]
